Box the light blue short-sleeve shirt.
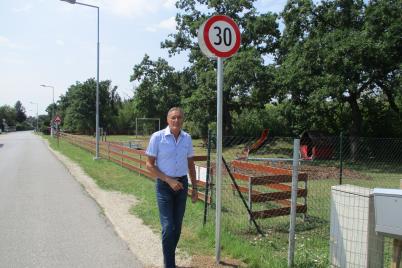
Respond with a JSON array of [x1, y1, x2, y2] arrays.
[[146, 126, 194, 177]]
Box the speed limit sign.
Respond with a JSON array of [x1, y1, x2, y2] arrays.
[[198, 15, 241, 58], [198, 15, 242, 263]]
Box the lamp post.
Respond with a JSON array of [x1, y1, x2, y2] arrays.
[[60, 0, 100, 159], [40, 84, 55, 137], [30, 102, 39, 132]]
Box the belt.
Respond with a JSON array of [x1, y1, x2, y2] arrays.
[[157, 175, 187, 183], [175, 175, 187, 181]]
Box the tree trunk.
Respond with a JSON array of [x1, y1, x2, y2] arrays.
[[348, 94, 362, 161]]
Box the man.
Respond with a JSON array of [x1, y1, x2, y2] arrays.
[[146, 107, 198, 268]]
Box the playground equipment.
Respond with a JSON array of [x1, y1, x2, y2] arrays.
[[300, 130, 335, 160], [238, 128, 270, 160]]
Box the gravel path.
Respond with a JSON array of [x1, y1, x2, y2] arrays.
[[47, 143, 191, 268]]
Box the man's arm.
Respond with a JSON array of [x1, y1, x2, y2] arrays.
[[146, 156, 183, 191]]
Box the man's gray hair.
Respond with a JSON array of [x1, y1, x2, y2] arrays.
[[167, 107, 184, 118]]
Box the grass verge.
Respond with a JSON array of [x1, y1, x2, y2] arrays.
[[45, 136, 294, 267]]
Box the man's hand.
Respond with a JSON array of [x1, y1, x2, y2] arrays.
[[166, 177, 184, 191], [191, 188, 198, 203]]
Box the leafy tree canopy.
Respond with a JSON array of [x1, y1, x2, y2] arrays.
[[58, 78, 121, 134], [277, 0, 401, 137], [14, 101, 27, 123], [160, 0, 281, 136]]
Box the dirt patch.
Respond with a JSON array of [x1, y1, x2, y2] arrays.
[[206, 160, 371, 181], [264, 161, 372, 180], [301, 165, 371, 180], [189, 255, 246, 268]]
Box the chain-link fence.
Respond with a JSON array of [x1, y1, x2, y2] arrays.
[[60, 131, 401, 267], [201, 133, 402, 267]]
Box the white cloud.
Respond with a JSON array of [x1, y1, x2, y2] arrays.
[[145, 26, 157, 32], [12, 4, 33, 13], [145, 17, 176, 32], [56, 40, 65, 46], [0, 36, 31, 50], [0, 36, 11, 46], [162, 0, 176, 9], [0, 36, 17, 49], [0, 53, 26, 65], [158, 16, 176, 31], [103, 0, 160, 17]]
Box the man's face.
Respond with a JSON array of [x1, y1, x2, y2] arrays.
[[167, 110, 183, 134]]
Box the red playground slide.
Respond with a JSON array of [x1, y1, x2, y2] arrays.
[[238, 128, 269, 159]]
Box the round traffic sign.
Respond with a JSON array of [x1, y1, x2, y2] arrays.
[[54, 115, 62, 124], [198, 15, 241, 58]]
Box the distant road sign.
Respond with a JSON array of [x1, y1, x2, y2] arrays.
[[54, 115, 62, 124], [198, 15, 241, 58]]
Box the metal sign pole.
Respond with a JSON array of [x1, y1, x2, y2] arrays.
[[197, 15, 240, 266], [215, 57, 223, 264], [288, 138, 300, 267]]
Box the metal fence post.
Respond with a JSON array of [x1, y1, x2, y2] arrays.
[[203, 129, 212, 226], [288, 138, 300, 267], [339, 132, 343, 185], [248, 177, 252, 224]]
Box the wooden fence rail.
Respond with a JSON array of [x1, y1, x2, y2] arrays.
[[59, 133, 210, 203], [231, 160, 308, 220]]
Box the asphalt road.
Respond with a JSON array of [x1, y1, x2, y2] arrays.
[[0, 131, 143, 268]]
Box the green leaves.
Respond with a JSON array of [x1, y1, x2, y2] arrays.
[[277, 0, 402, 136], [130, 55, 182, 121], [58, 79, 121, 134], [159, 0, 280, 136]]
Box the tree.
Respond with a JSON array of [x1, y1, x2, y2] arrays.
[[0, 105, 16, 130], [114, 99, 137, 134], [161, 0, 280, 136], [14, 101, 27, 123], [277, 0, 402, 137], [58, 78, 121, 134], [130, 54, 182, 121]]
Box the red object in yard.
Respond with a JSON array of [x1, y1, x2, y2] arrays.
[[300, 145, 313, 160], [248, 128, 269, 154], [238, 128, 269, 160], [300, 130, 335, 160]]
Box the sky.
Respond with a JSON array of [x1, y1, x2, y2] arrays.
[[0, 0, 287, 117]]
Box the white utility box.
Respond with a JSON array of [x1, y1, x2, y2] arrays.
[[373, 188, 402, 239], [330, 185, 384, 268]]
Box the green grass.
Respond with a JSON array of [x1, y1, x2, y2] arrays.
[[45, 134, 401, 267], [46, 136, 293, 267]]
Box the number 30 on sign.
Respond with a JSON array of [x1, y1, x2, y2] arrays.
[[198, 15, 241, 58]]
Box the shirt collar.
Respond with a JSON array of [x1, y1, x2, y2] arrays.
[[163, 126, 182, 137]]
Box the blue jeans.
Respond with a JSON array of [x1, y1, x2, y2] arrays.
[[156, 177, 188, 268]]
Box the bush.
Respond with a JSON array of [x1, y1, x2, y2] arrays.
[[183, 121, 203, 139], [41, 126, 51, 135], [16, 121, 34, 131]]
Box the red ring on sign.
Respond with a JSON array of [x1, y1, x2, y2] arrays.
[[203, 15, 241, 58]]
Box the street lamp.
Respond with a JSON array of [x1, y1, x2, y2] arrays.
[[30, 102, 39, 132], [60, 0, 100, 160], [40, 84, 55, 137]]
